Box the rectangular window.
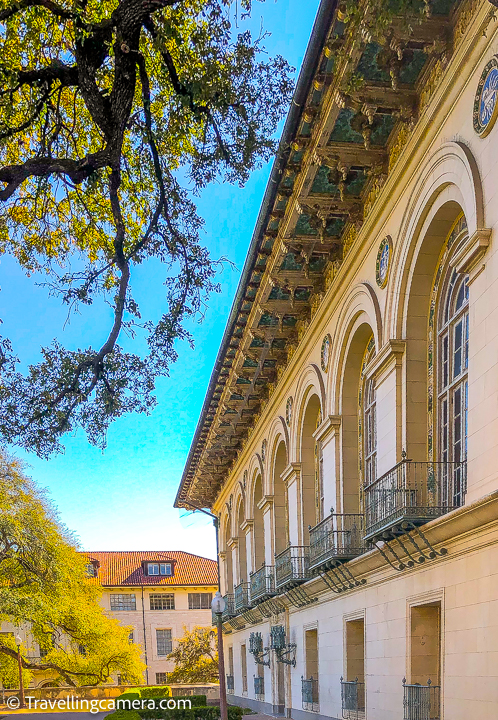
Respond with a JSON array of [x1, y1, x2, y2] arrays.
[[156, 629, 172, 657], [147, 562, 173, 576], [241, 644, 248, 693], [128, 631, 134, 643], [156, 673, 168, 685], [188, 592, 213, 610], [150, 593, 175, 610], [344, 619, 365, 713], [110, 594, 136, 611]]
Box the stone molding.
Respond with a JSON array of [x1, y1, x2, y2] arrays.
[[451, 228, 491, 275], [280, 462, 301, 485], [363, 339, 406, 380], [312, 414, 341, 444]]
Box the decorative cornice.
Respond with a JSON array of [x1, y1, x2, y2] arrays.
[[227, 537, 239, 550], [240, 519, 254, 532], [364, 340, 406, 380], [280, 462, 301, 485], [451, 228, 491, 274], [257, 495, 274, 511], [313, 415, 341, 444]]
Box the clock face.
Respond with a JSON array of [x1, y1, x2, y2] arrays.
[[474, 57, 498, 138], [321, 334, 331, 373], [376, 236, 392, 288]]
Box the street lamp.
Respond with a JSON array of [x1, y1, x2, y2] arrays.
[[211, 592, 228, 720], [14, 635, 25, 709]]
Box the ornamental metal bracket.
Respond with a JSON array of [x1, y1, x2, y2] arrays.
[[270, 625, 297, 667], [286, 586, 318, 608], [248, 631, 271, 667], [320, 563, 367, 593], [257, 597, 286, 618], [375, 522, 448, 571]]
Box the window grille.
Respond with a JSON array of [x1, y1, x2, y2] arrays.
[[156, 629, 173, 656], [110, 594, 136, 611], [188, 592, 213, 610], [150, 593, 175, 610]]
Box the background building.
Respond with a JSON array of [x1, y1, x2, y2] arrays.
[[1, 551, 217, 687], [176, 0, 498, 718], [86, 551, 218, 685]]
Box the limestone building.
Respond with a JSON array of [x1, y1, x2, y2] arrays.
[[1, 551, 217, 687], [85, 551, 218, 685], [175, 0, 498, 718]]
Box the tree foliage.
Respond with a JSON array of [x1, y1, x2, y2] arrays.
[[0, 452, 146, 686], [167, 626, 218, 683], [0, 0, 293, 457]]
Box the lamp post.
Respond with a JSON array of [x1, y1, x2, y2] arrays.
[[211, 592, 228, 720], [15, 635, 25, 709]]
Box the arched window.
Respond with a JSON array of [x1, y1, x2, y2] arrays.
[[363, 375, 377, 486], [359, 337, 376, 487], [437, 270, 468, 506]]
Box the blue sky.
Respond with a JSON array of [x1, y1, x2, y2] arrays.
[[0, 0, 320, 560]]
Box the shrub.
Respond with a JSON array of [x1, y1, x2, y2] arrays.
[[140, 686, 172, 699], [139, 705, 242, 720], [106, 711, 141, 720]]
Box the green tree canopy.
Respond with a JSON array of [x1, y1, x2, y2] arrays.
[[0, 452, 145, 686], [0, 0, 293, 457], [167, 626, 218, 683]]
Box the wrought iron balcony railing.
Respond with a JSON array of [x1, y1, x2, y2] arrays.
[[254, 675, 264, 700], [250, 565, 276, 604], [275, 545, 310, 590], [364, 459, 466, 542], [309, 512, 366, 571], [213, 593, 234, 623], [302, 676, 319, 711], [234, 581, 252, 612], [340, 678, 365, 719], [403, 678, 440, 720], [226, 675, 234, 694]]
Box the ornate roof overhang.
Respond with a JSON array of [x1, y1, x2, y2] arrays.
[[175, 0, 465, 510]]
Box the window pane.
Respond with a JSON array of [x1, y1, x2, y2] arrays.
[[150, 594, 175, 610], [110, 594, 136, 611], [453, 320, 463, 378], [156, 629, 172, 656], [156, 673, 168, 685], [188, 593, 212, 610], [160, 563, 172, 576], [148, 563, 159, 575]]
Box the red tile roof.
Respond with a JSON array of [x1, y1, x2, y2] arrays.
[[83, 551, 218, 587]]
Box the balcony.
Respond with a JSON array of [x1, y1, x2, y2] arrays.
[[275, 545, 310, 590], [364, 460, 466, 542], [403, 679, 440, 720], [309, 513, 366, 571], [340, 678, 365, 719], [234, 581, 251, 612], [302, 676, 319, 712], [226, 675, 234, 694], [254, 675, 264, 700], [212, 593, 234, 624], [250, 565, 276, 604]]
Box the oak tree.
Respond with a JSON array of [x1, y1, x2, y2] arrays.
[[167, 625, 218, 683], [0, 0, 293, 456], [0, 452, 146, 686]]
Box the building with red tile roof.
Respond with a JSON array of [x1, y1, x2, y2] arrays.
[[83, 551, 218, 686]]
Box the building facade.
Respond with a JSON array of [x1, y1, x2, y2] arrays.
[[1, 551, 217, 687], [175, 0, 498, 718]]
